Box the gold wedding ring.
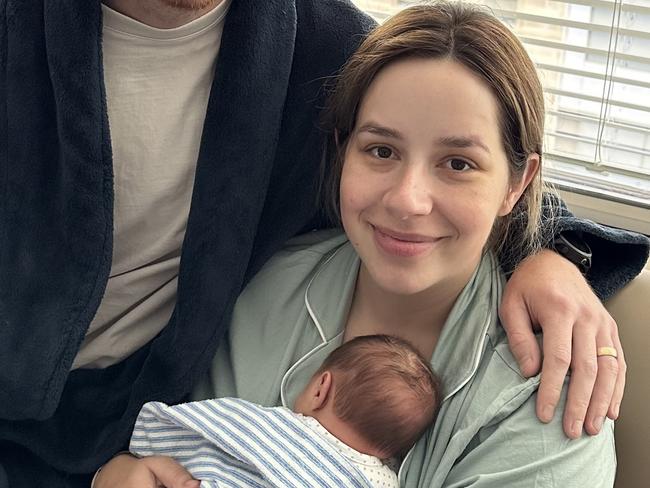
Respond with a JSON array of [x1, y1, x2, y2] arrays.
[[596, 346, 618, 359]]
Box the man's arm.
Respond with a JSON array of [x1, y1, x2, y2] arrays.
[[498, 192, 649, 438], [498, 191, 649, 300]]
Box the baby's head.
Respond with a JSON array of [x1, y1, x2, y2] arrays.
[[294, 335, 441, 459]]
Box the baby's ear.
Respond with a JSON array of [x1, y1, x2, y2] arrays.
[[312, 371, 333, 410]]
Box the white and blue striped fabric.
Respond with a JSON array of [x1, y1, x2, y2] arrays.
[[130, 398, 374, 488]]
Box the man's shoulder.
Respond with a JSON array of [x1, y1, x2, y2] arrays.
[[295, 0, 376, 58], [297, 0, 376, 31]]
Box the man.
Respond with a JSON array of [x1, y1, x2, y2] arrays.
[[0, 1, 647, 486]]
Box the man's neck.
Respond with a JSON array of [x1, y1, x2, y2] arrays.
[[102, 0, 222, 29]]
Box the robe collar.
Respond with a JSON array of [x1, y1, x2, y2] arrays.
[[281, 239, 501, 410]]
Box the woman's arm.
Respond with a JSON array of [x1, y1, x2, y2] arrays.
[[500, 192, 649, 300]]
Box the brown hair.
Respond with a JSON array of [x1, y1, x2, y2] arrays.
[[315, 334, 441, 458], [321, 1, 547, 258]]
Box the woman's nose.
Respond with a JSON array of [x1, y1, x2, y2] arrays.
[[382, 164, 433, 220]]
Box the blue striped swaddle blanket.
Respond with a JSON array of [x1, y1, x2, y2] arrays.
[[130, 397, 374, 488]]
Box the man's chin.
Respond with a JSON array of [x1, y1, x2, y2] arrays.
[[159, 0, 220, 11]]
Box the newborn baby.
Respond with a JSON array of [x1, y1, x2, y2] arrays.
[[130, 335, 441, 488]]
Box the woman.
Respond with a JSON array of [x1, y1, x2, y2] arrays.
[[98, 3, 616, 486]]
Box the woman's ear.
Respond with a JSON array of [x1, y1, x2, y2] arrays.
[[499, 153, 540, 216]]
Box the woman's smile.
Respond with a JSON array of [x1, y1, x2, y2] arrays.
[[372, 224, 443, 258]]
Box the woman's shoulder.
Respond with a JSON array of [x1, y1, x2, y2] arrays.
[[486, 324, 535, 381], [464, 329, 542, 418], [247, 229, 348, 287], [407, 334, 615, 487], [466, 324, 543, 414], [278, 229, 348, 256], [206, 231, 351, 404], [232, 229, 349, 327], [435, 332, 615, 487], [444, 377, 615, 487]]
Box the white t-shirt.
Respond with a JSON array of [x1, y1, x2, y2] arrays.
[[299, 415, 400, 488], [73, 1, 231, 369]]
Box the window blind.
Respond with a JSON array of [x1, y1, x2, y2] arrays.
[[351, 0, 650, 206]]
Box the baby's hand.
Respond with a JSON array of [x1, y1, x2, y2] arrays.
[[93, 453, 200, 488]]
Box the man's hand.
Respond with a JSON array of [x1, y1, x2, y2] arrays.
[[93, 453, 200, 488], [500, 249, 625, 439]]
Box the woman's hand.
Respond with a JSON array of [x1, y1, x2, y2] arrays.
[[499, 249, 625, 439], [93, 453, 200, 488]]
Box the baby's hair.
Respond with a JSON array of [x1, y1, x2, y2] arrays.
[[316, 334, 441, 458]]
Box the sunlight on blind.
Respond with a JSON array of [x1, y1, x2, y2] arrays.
[[351, 0, 650, 206]]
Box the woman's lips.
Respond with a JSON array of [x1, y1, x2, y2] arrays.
[[372, 225, 441, 257]]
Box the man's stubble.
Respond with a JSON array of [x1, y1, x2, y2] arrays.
[[158, 0, 219, 10]]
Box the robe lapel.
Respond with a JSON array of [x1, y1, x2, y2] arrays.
[[182, 0, 297, 287], [128, 0, 299, 408], [0, 0, 111, 420], [178, 0, 297, 332]]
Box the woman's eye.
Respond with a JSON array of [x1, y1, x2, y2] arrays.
[[371, 146, 394, 159], [447, 158, 472, 171]]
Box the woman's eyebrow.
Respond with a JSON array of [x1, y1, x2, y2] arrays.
[[355, 125, 491, 155], [437, 135, 491, 155], [356, 123, 404, 139]]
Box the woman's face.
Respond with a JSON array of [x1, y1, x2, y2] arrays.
[[340, 57, 535, 297]]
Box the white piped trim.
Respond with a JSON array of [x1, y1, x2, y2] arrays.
[[302, 245, 347, 343], [441, 312, 493, 403], [397, 311, 493, 483], [279, 332, 344, 408]]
